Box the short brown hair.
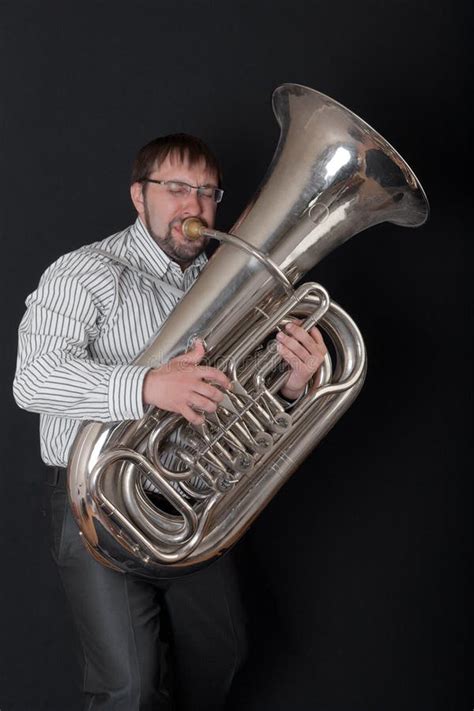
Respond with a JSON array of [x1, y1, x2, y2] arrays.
[[131, 133, 222, 186]]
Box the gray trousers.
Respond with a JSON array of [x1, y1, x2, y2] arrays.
[[47, 476, 248, 711]]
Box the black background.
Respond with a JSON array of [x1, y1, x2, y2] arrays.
[[0, 1, 472, 709]]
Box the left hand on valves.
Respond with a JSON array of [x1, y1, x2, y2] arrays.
[[276, 320, 328, 400]]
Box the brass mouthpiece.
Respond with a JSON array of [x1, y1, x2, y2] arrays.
[[182, 217, 207, 240]]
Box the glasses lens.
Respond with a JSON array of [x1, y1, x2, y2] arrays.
[[166, 181, 191, 196], [197, 186, 215, 199], [161, 180, 223, 203], [197, 186, 223, 202]]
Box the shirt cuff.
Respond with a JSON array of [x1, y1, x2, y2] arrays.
[[108, 364, 151, 421]]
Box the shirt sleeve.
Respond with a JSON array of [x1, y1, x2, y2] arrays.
[[13, 261, 150, 422]]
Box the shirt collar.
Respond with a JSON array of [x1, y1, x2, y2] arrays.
[[128, 216, 207, 281]]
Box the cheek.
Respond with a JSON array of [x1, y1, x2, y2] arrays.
[[149, 201, 176, 228], [204, 203, 217, 225]]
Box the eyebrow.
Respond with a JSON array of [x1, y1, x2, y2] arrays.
[[167, 178, 219, 188]]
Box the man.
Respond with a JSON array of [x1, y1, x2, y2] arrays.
[[13, 134, 327, 710]]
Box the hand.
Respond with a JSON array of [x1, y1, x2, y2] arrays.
[[276, 320, 327, 400], [143, 340, 231, 425]]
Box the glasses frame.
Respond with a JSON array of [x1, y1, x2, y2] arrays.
[[140, 178, 224, 204]]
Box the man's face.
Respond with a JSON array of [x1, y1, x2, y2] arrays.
[[131, 153, 219, 268]]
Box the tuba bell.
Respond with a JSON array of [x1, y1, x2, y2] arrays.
[[68, 83, 429, 577]]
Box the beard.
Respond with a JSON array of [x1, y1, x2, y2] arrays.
[[143, 202, 209, 268]]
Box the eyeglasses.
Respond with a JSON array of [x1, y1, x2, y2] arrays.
[[140, 178, 224, 204]]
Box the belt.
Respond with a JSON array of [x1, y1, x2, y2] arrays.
[[46, 466, 67, 488]]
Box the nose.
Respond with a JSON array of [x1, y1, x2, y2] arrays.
[[182, 188, 204, 217]]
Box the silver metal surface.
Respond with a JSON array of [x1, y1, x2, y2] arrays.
[[68, 83, 429, 577], [182, 220, 294, 296]]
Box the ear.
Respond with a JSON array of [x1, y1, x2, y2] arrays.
[[130, 181, 145, 216]]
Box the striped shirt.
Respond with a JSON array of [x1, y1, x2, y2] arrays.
[[13, 217, 207, 467]]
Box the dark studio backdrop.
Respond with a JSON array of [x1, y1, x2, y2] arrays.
[[0, 1, 471, 709]]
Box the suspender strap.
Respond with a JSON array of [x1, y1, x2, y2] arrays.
[[85, 248, 186, 300]]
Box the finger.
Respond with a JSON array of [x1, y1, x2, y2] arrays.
[[277, 340, 324, 376], [277, 329, 313, 364], [181, 404, 205, 426], [309, 326, 327, 352], [276, 342, 304, 372], [188, 392, 219, 413], [195, 366, 231, 389], [285, 322, 328, 359], [193, 382, 226, 403], [284, 322, 320, 355], [179, 339, 206, 366]]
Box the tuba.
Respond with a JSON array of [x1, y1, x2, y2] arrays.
[[68, 84, 429, 577]]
